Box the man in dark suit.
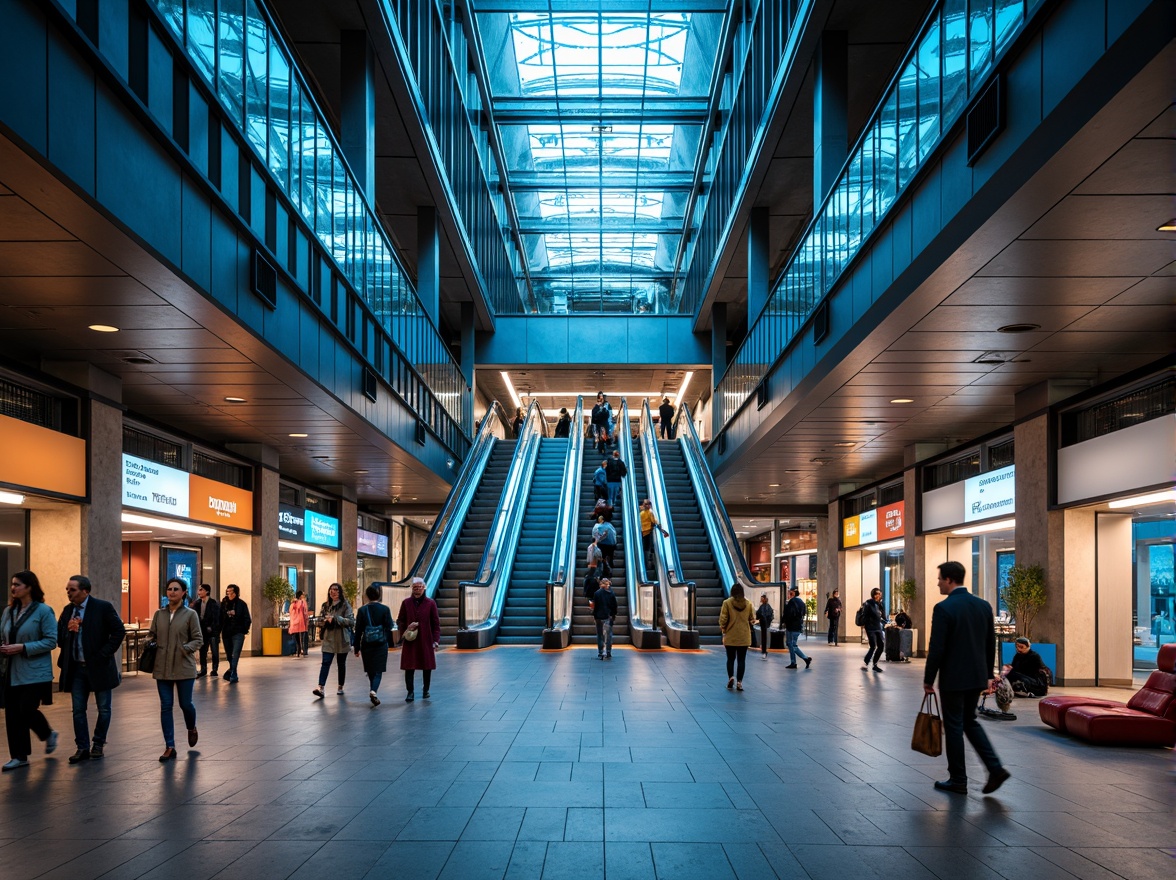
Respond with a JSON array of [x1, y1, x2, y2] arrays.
[[57, 575, 126, 763], [923, 560, 1009, 795], [193, 583, 221, 678]]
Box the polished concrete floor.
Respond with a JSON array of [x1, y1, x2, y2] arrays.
[[0, 640, 1172, 880]]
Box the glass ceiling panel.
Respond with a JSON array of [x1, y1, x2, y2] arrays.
[[476, 8, 721, 313]]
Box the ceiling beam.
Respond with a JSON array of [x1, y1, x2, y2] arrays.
[[471, 1, 730, 14], [516, 219, 687, 234], [507, 172, 695, 191], [492, 97, 710, 125]]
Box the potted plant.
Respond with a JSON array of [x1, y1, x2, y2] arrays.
[[342, 578, 360, 609], [261, 574, 294, 656], [1000, 563, 1054, 670], [897, 577, 917, 612]]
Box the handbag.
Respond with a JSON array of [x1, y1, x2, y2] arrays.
[[138, 640, 158, 674], [911, 692, 943, 757], [361, 607, 387, 647], [401, 625, 419, 642]]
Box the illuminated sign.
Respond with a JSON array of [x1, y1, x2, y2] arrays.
[[189, 474, 253, 530], [357, 528, 389, 557], [122, 454, 189, 516], [964, 465, 1016, 523], [878, 501, 905, 538], [842, 501, 906, 548], [842, 515, 860, 548], [304, 511, 340, 548], [857, 510, 878, 545]]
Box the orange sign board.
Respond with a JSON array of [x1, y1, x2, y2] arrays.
[[0, 415, 86, 498], [188, 474, 254, 530], [878, 501, 905, 538], [842, 514, 860, 548]]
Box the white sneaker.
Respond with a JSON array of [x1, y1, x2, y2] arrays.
[[2, 759, 29, 771], [337, 686, 345, 695], [369, 691, 380, 706]]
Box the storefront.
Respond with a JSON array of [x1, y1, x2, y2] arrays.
[[839, 478, 908, 643], [357, 513, 391, 588], [120, 440, 255, 625], [277, 493, 341, 610]]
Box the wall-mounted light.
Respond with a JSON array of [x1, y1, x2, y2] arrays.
[[121, 512, 216, 536], [951, 518, 1015, 536], [0, 491, 26, 505], [1108, 489, 1175, 509]]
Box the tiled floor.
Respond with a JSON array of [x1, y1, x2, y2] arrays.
[[1, 641, 1172, 879]]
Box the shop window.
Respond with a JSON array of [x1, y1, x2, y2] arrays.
[[123, 426, 183, 467], [877, 482, 903, 506], [923, 450, 981, 492], [988, 438, 1014, 470], [193, 451, 252, 489], [0, 376, 73, 433], [279, 483, 300, 506], [1061, 375, 1175, 447], [305, 494, 338, 518]]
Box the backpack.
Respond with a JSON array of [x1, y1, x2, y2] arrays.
[[784, 597, 803, 628], [854, 602, 867, 627]]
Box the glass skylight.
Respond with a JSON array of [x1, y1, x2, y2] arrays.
[[476, 5, 721, 313]]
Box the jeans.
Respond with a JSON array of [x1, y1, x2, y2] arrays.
[[598, 542, 616, 573], [157, 679, 196, 748], [70, 665, 112, 750], [786, 630, 809, 664], [827, 617, 839, 644], [367, 671, 383, 692], [940, 688, 1001, 784], [864, 631, 885, 666], [198, 630, 220, 672], [595, 618, 614, 657], [222, 632, 245, 679], [725, 645, 748, 681], [759, 623, 771, 654], [318, 651, 347, 687], [607, 481, 622, 508]]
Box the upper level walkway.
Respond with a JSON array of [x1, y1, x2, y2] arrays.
[[0, 645, 1168, 880]]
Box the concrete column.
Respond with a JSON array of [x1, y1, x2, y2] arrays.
[[817, 503, 841, 641], [417, 206, 440, 326], [248, 465, 280, 655], [461, 301, 476, 436], [747, 207, 769, 322], [711, 302, 727, 440], [80, 398, 124, 607], [339, 499, 358, 585], [340, 30, 376, 202], [813, 31, 848, 209]]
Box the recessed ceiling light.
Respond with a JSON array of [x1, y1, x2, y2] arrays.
[[833, 442, 856, 447], [288, 433, 308, 438], [224, 396, 247, 403], [768, 483, 780, 487], [354, 469, 368, 475], [88, 324, 119, 332], [890, 398, 914, 404], [997, 323, 1040, 333], [1157, 219, 1176, 232]]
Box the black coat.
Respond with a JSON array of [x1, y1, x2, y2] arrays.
[[220, 597, 252, 636], [554, 414, 571, 437], [862, 598, 887, 633], [56, 596, 126, 693], [354, 602, 393, 674], [924, 588, 996, 692], [605, 458, 628, 482], [193, 597, 221, 637], [591, 587, 618, 621]]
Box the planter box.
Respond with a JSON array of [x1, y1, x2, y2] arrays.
[[262, 627, 294, 656]]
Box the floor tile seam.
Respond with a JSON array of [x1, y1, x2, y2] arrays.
[[1025, 844, 1132, 880], [62, 837, 200, 880]]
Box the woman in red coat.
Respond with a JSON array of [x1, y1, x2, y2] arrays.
[[397, 577, 440, 703]]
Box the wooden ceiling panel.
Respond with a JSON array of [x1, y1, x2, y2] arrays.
[[977, 239, 1174, 278], [940, 275, 1137, 306], [0, 196, 74, 240], [0, 275, 166, 306], [0, 241, 122, 275], [1107, 277, 1176, 305], [1061, 304, 1176, 333]]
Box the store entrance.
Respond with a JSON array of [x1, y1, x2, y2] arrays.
[[1136, 539, 1175, 669]]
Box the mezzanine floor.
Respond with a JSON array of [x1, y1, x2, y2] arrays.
[[0, 641, 1171, 880]]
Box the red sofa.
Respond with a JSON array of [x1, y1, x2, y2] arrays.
[[1039, 644, 1176, 747]]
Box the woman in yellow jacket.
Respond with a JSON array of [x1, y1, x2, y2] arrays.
[[719, 584, 756, 691]]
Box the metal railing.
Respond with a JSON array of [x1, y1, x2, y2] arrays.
[[616, 400, 660, 648], [674, 403, 789, 638], [638, 400, 697, 648], [374, 401, 511, 631], [456, 399, 548, 647], [543, 396, 585, 647]]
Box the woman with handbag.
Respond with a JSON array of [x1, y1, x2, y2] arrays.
[[288, 590, 309, 658], [353, 586, 393, 706], [1, 570, 59, 771], [718, 583, 756, 691], [397, 577, 440, 702], [149, 577, 203, 762], [312, 583, 354, 698]]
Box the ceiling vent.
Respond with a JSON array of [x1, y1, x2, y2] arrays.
[[116, 351, 157, 365], [973, 351, 1017, 364]]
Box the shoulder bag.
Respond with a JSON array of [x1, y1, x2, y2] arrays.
[[911, 693, 943, 757], [138, 639, 158, 674], [362, 606, 387, 647]]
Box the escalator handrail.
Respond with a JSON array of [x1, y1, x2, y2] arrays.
[[383, 400, 512, 604], [616, 399, 658, 633], [458, 399, 548, 631], [545, 396, 584, 632], [637, 399, 696, 632], [674, 403, 790, 603]]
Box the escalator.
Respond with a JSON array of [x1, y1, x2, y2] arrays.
[[498, 437, 568, 644], [571, 448, 639, 645], [657, 441, 724, 643], [434, 441, 515, 642]]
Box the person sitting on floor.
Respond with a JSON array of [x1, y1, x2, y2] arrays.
[[1001, 637, 1049, 697]]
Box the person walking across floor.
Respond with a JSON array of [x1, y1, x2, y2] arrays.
[[353, 586, 393, 706], [219, 584, 251, 683], [590, 578, 618, 660], [1, 571, 59, 772], [825, 589, 842, 645], [57, 575, 125, 763], [288, 590, 309, 658], [149, 578, 203, 762], [605, 450, 628, 509], [755, 593, 774, 659], [783, 586, 812, 669], [592, 516, 617, 577], [923, 560, 1009, 795], [398, 577, 440, 702], [193, 583, 221, 676], [658, 397, 675, 439], [312, 583, 354, 698], [719, 584, 756, 690], [861, 588, 887, 671]]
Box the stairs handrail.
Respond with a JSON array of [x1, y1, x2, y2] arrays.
[[638, 399, 697, 638], [545, 396, 584, 634], [617, 399, 659, 637], [674, 403, 789, 616], [457, 400, 548, 640], [377, 401, 511, 613]]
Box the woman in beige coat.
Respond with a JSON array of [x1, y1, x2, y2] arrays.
[[719, 584, 756, 691], [148, 578, 203, 762]]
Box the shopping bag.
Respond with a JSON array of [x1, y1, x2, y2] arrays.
[[911, 692, 943, 757]]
